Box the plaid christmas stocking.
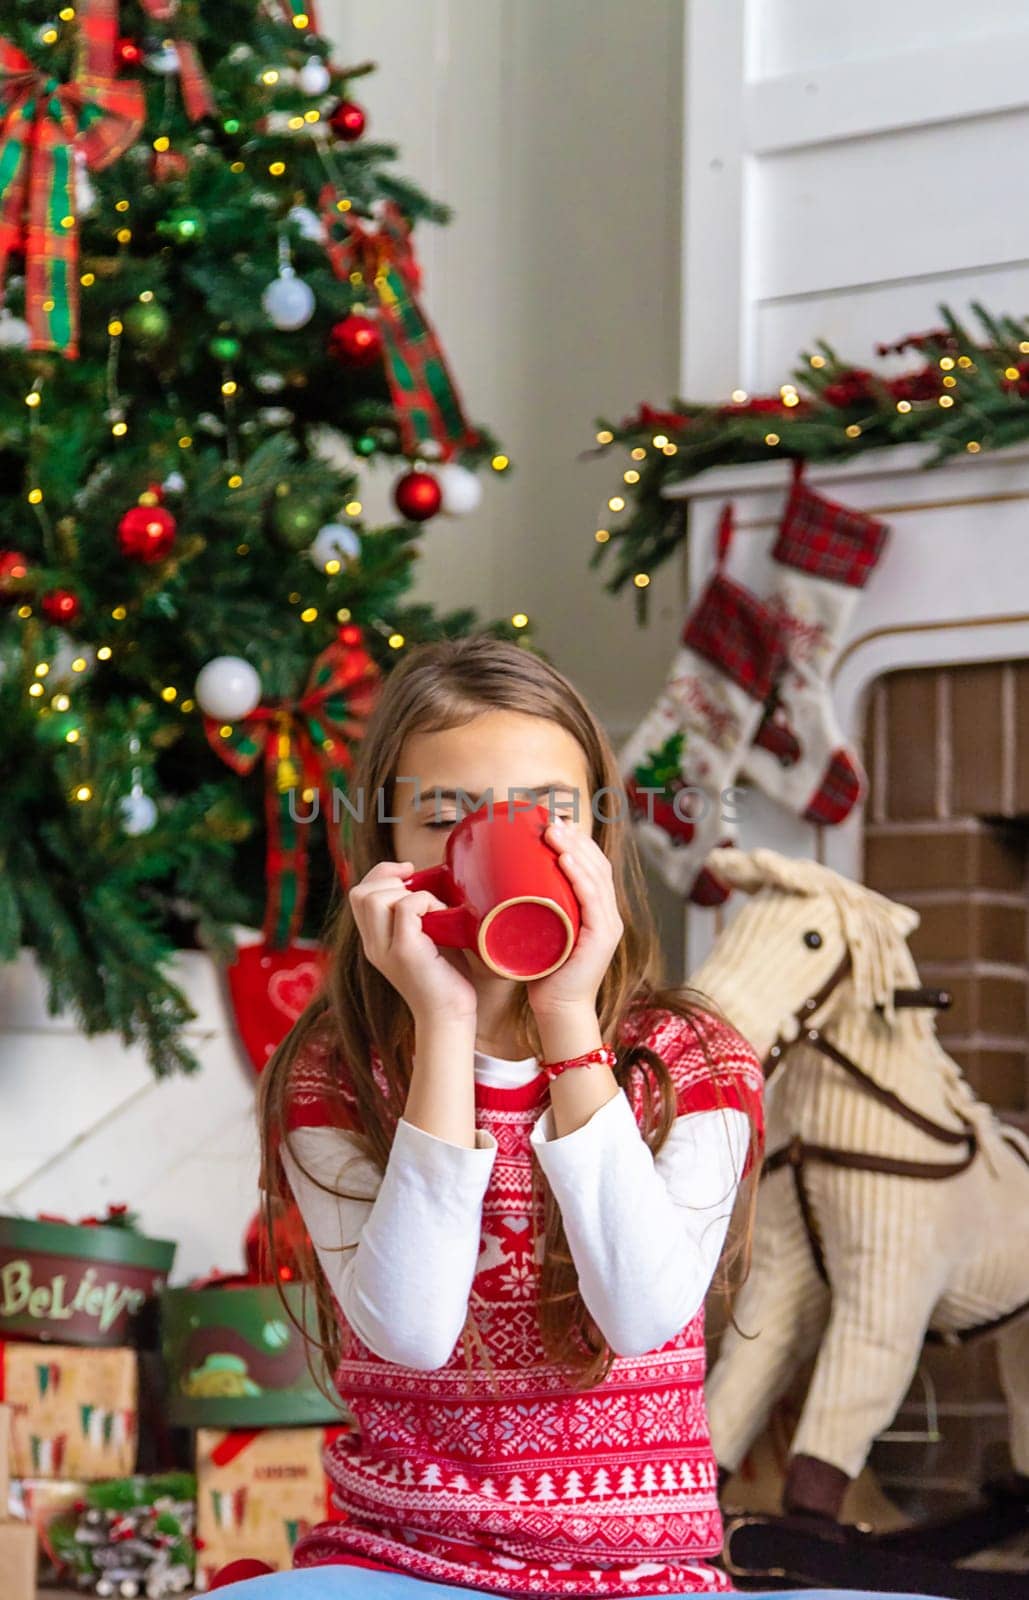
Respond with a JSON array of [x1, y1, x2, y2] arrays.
[[741, 462, 890, 823], [618, 507, 786, 903]]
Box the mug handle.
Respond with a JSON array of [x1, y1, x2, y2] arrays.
[[401, 864, 478, 950]]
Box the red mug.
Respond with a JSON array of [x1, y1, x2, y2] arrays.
[[401, 800, 581, 980]]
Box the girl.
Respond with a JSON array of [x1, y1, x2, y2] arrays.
[[239, 635, 922, 1600]]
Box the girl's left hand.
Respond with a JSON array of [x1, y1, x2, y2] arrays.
[[526, 818, 624, 1018]]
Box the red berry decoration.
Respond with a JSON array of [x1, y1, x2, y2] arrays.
[[117, 504, 177, 564], [329, 99, 366, 141], [115, 36, 144, 68], [394, 469, 442, 522], [339, 623, 363, 647], [328, 313, 382, 368], [40, 588, 81, 624], [0, 549, 29, 590]]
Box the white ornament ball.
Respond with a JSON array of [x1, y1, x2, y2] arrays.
[[298, 56, 331, 96], [195, 656, 262, 721], [438, 462, 484, 516], [0, 310, 30, 349], [163, 470, 186, 494], [261, 268, 315, 331], [119, 791, 159, 836], [255, 370, 286, 393], [310, 522, 361, 571], [287, 204, 324, 243], [146, 44, 180, 74], [74, 150, 97, 216]]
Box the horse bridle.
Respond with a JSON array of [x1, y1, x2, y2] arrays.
[[756, 953, 1007, 1342]]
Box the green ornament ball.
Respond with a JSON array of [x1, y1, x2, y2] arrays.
[[158, 206, 206, 244], [124, 301, 171, 344], [272, 495, 322, 547], [354, 433, 377, 457], [209, 333, 242, 362]]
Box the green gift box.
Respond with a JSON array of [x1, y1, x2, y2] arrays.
[[160, 1281, 347, 1428], [0, 1215, 176, 1348]]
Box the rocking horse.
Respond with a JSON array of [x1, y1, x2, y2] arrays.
[[690, 847, 1029, 1598]]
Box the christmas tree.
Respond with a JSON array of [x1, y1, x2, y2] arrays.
[[0, 0, 521, 1075]]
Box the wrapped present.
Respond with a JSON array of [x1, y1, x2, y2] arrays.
[[194, 1425, 352, 1589], [8, 1477, 89, 1585], [0, 1341, 137, 1479], [0, 1518, 36, 1600], [0, 1211, 176, 1347], [48, 1473, 197, 1598], [161, 1281, 344, 1428]]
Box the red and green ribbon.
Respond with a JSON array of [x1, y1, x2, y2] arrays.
[[320, 184, 480, 461], [271, 0, 321, 28], [0, 0, 145, 357], [203, 633, 382, 948], [140, 0, 215, 122]]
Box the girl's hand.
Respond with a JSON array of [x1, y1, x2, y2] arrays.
[[526, 819, 624, 1019], [349, 860, 478, 1025]]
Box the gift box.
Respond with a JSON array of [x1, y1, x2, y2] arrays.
[[0, 1519, 36, 1600], [7, 1478, 88, 1584], [0, 1211, 176, 1347], [0, 1340, 137, 1479], [194, 1424, 352, 1590]]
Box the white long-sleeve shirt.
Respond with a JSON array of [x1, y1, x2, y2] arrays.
[[281, 1047, 751, 1371]]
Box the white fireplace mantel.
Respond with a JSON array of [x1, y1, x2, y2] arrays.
[[660, 442, 1029, 968]]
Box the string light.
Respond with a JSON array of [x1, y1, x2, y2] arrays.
[[595, 429, 613, 444], [491, 454, 509, 471], [17, 605, 32, 619], [630, 446, 646, 460], [80, 272, 95, 287], [388, 633, 405, 649], [662, 442, 678, 455], [178, 435, 193, 449], [25, 391, 41, 408], [958, 354, 974, 367], [111, 606, 127, 620], [292, 11, 310, 25], [288, 592, 301, 604], [325, 559, 341, 575], [34, 663, 49, 678], [161, 686, 178, 702], [967, 440, 982, 453], [623, 470, 640, 484], [71, 657, 88, 673], [511, 613, 528, 628], [52, 694, 70, 711], [261, 69, 280, 85], [809, 355, 826, 369], [938, 395, 954, 408], [112, 420, 128, 436], [845, 424, 862, 438], [633, 573, 650, 588], [594, 529, 610, 543], [651, 434, 668, 448], [115, 199, 130, 214], [730, 390, 748, 404], [896, 400, 912, 413], [268, 162, 286, 177], [116, 228, 131, 244], [337, 608, 352, 622], [301, 607, 318, 622], [230, 161, 245, 173], [219, 725, 233, 739], [28, 683, 44, 698], [345, 499, 362, 516], [107, 319, 123, 337], [227, 473, 243, 488], [764, 432, 780, 446], [304, 109, 320, 123], [72, 785, 93, 803], [940, 357, 955, 371], [1004, 366, 1020, 381], [27, 488, 43, 504], [180, 698, 195, 713], [65, 728, 80, 743], [942, 375, 957, 388], [153, 136, 170, 152], [236, 542, 250, 556], [221, 380, 238, 396], [97, 646, 112, 661], [608, 495, 625, 512]]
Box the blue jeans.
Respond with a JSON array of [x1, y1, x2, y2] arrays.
[[221, 1571, 930, 1599]]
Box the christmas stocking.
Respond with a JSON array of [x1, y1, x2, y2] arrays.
[[618, 508, 787, 904], [741, 462, 890, 823]]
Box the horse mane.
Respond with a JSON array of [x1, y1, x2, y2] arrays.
[[707, 848, 934, 1041]]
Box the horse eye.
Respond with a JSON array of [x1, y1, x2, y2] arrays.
[[803, 930, 823, 949]]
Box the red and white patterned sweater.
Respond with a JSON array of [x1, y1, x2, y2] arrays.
[[283, 1005, 764, 1597]]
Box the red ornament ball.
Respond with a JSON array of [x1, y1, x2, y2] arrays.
[[117, 504, 177, 564], [394, 469, 442, 522], [328, 313, 382, 368], [329, 99, 367, 141], [207, 1559, 276, 1590], [40, 588, 81, 625], [0, 549, 29, 589], [115, 36, 144, 69]]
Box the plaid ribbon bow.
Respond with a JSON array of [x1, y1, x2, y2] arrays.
[[319, 184, 480, 461], [0, 0, 145, 357], [203, 633, 382, 948], [140, 0, 215, 123]]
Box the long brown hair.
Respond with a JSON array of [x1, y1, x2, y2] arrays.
[[257, 632, 760, 1401]]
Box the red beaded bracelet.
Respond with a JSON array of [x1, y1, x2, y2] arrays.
[[538, 1044, 618, 1082]]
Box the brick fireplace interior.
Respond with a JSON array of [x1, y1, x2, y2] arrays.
[[862, 658, 1029, 1514]]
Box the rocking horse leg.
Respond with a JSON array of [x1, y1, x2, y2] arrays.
[[707, 1168, 830, 1472], [996, 1315, 1029, 1480], [786, 1168, 947, 1520]]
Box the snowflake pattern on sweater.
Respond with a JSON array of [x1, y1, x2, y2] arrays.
[[284, 1005, 764, 1597]]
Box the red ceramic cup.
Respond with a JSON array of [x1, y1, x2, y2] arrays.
[[401, 799, 581, 980]]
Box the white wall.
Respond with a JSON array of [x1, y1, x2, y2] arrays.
[[321, 0, 689, 742]]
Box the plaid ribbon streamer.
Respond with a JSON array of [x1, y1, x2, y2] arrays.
[[140, 0, 215, 122], [773, 460, 890, 588], [203, 635, 382, 947], [682, 569, 787, 703], [319, 184, 479, 460], [0, 0, 145, 356]]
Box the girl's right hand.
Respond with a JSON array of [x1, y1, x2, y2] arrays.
[[348, 859, 478, 1024]]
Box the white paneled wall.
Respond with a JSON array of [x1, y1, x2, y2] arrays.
[[2, 4, 689, 1280], [683, 0, 1029, 395]]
